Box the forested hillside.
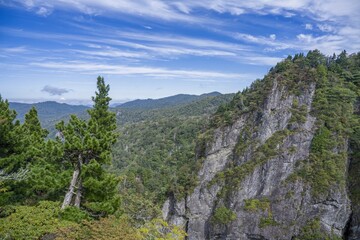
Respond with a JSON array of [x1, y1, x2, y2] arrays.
[[0, 50, 359, 239], [109, 92, 235, 220], [114, 92, 234, 124]]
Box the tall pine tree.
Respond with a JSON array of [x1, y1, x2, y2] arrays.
[[58, 77, 118, 215]]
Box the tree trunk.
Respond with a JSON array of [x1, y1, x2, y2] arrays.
[[74, 178, 82, 208], [61, 154, 82, 209]]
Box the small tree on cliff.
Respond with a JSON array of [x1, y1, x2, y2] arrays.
[[58, 76, 118, 214]]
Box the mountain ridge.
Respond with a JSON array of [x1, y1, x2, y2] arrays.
[[118, 91, 222, 110]]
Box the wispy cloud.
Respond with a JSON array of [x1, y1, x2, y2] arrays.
[[296, 33, 348, 54], [1, 0, 207, 23], [233, 32, 292, 50], [31, 61, 251, 80], [2, 27, 244, 59], [5, 0, 358, 26], [244, 56, 283, 66], [0, 46, 28, 53], [1, 0, 359, 102]]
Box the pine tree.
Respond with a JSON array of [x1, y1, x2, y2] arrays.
[[0, 95, 19, 159], [21, 109, 67, 202], [0, 103, 57, 204], [0, 96, 24, 205], [59, 76, 118, 215]]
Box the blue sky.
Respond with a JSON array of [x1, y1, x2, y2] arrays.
[[0, 0, 359, 104]]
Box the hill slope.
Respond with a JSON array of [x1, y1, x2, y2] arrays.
[[110, 92, 235, 216]]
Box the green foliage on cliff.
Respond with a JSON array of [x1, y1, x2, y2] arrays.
[[244, 198, 270, 212], [294, 218, 342, 240], [209, 129, 290, 195], [349, 117, 360, 205], [243, 198, 277, 228], [210, 51, 359, 196], [212, 206, 236, 224], [259, 216, 278, 228], [296, 51, 359, 197], [202, 50, 359, 234]]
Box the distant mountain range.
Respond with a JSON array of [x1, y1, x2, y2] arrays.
[[9, 101, 90, 137], [9, 92, 225, 122], [9, 101, 89, 123], [119, 92, 222, 110]]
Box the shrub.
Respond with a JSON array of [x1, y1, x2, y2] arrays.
[[212, 206, 236, 224], [0, 201, 75, 239]]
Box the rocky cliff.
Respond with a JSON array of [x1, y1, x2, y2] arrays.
[[163, 51, 360, 239]]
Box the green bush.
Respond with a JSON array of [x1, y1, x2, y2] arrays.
[[0, 201, 75, 239], [212, 206, 236, 224], [60, 206, 90, 223], [294, 218, 341, 240], [56, 215, 140, 240], [244, 198, 270, 212], [259, 216, 278, 228]]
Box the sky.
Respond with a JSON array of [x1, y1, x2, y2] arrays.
[[0, 0, 359, 105]]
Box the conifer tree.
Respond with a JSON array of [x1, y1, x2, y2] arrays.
[[59, 76, 118, 214], [0, 95, 19, 159], [0, 103, 56, 204], [20, 107, 67, 202]]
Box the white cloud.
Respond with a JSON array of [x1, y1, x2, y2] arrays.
[[317, 24, 333, 32], [73, 49, 150, 60], [244, 56, 282, 66], [36, 6, 52, 16], [1, 46, 28, 53], [296, 33, 313, 43], [3, 27, 247, 60], [5, 0, 359, 24], [234, 33, 290, 50], [23, 0, 35, 8], [2, 0, 359, 70], [296, 33, 348, 54], [30, 61, 250, 80], [172, 2, 191, 14]]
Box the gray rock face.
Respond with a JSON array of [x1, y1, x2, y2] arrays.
[[162, 79, 352, 239]]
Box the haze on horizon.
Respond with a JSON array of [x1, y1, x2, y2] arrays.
[[1, 0, 359, 104]]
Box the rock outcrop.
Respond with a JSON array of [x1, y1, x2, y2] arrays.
[[163, 53, 358, 239]]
